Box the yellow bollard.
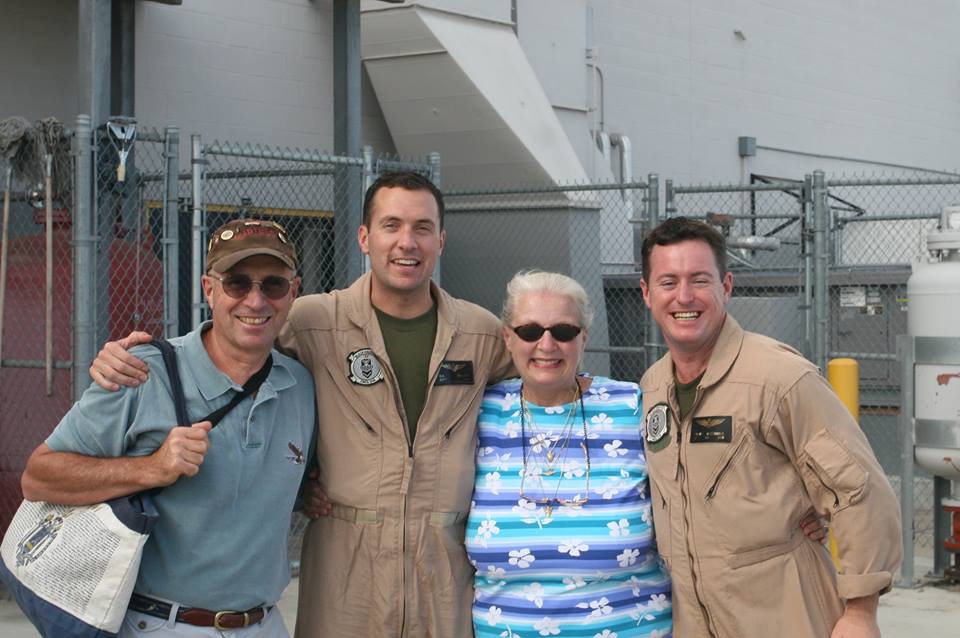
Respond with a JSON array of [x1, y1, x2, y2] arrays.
[[826, 358, 860, 568], [828, 358, 860, 423]]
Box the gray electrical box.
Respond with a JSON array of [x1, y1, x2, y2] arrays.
[[738, 136, 757, 157]]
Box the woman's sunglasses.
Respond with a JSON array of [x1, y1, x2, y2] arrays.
[[511, 323, 582, 343], [210, 273, 295, 300]]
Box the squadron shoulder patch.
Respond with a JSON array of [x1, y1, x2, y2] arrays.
[[348, 348, 384, 385], [645, 403, 671, 452]]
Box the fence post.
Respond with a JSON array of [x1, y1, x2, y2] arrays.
[[163, 126, 179, 338], [191, 134, 204, 329], [643, 173, 662, 363], [359, 145, 375, 276], [812, 170, 829, 372], [802, 174, 814, 360], [73, 114, 96, 401], [897, 334, 916, 586]]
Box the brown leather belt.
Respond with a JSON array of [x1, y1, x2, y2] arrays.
[[129, 593, 271, 629]]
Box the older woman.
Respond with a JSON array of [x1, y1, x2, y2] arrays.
[[465, 271, 672, 638]]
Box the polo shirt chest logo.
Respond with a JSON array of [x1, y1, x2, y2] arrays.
[[645, 402, 671, 452], [348, 348, 384, 386], [690, 415, 733, 443]]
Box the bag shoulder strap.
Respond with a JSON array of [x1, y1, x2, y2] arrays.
[[149, 339, 191, 426]]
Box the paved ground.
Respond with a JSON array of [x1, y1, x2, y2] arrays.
[[2, 577, 958, 637]]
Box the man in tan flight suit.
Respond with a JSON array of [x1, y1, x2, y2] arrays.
[[88, 172, 513, 637], [638, 217, 901, 638]]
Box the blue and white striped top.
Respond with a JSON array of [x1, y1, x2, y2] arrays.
[[466, 376, 672, 638]]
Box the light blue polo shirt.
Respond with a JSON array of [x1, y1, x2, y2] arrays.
[[46, 323, 316, 610]]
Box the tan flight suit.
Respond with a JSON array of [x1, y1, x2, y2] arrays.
[[277, 272, 512, 637], [641, 316, 901, 637]]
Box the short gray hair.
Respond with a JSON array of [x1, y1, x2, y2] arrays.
[[500, 270, 594, 331]]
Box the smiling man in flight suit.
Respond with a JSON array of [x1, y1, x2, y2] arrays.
[[638, 217, 901, 638], [88, 172, 514, 638]]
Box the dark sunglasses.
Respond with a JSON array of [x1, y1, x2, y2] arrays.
[[210, 273, 295, 300], [511, 323, 582, 343]]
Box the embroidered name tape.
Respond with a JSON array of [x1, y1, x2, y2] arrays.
[[690, 415, 732, 443], [435, 360, 474, 386]]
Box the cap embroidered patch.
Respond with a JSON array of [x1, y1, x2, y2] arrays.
[[348, 348, 384, 385]]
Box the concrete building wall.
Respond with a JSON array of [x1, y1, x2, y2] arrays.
[[135, 0, 336, 150], [591, 0, 960, 182], [0, 0, 78, 123]]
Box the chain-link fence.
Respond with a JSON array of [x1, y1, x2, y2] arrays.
[[446, 170, 957, 584], [2, 113, 957, 582], [0, 117, 74, 536]]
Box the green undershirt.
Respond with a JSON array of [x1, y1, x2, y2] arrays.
[[674, 372, 705, 422], [375, 305, 438, 443]]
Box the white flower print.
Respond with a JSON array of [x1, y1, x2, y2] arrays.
[[476, 516, 500, 547], [478, 446, 494, 457], [636, 481, 648, 499], [594, 630, 617, 638], [651, 629, 669, 638], [648, 593, 669, 611], [641, 507, 652, 525], [585, 597, 614, 619], [558, 497, 587, 516], [505, 420, 521, 438], [486, 565, 507, 580], [607, 518, 630, 537], [604, 440, 628, 457], [627, 392, 639, 411], [504, 391, 519, 405], [513, 498, 542, 525], [563, 575, 587, 590], [544, 405, 565, 414], [591, 413, 613, 429], [562, 459, 585, 479], [558, 539, 589, 557], [508, 548, 536, 568], [630, 603, 655, 625], [493, 452, 512, 472], [522, 582, 545, 608], [629, 575, 642, 597], [529, 432, 559, 453], [485, 471, 503, 495], [617, 548, 640, 567], [595, 477, 625, 499], [588, 386, 610, 401], [533, 616, 560, 636], [486, 605, 503, 626]]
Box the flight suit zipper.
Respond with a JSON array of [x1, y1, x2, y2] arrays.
[[673, 386, 720, 638]]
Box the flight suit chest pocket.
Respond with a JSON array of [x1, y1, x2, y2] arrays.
[[701, 429, 752, 501]]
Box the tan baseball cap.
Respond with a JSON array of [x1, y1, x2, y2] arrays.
[[206, 219, 298, 273]]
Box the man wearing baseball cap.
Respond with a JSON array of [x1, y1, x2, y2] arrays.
[[21, 219, 316, 637]]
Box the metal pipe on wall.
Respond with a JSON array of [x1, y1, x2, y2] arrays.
[[73, 114, 96, 402], [644, 173, 662, 365], [812, 170, 829, 372]]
